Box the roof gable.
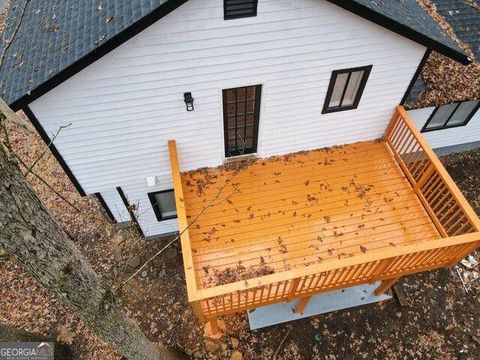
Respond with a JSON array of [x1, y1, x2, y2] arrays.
[[0, 0, 470, 110]]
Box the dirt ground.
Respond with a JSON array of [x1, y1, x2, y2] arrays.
[[1, 120, 480, 360]]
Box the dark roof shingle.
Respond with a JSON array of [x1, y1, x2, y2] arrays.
[[432, 0, 480, 59]]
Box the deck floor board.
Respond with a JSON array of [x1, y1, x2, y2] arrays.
[[181, 141, 440, 289]]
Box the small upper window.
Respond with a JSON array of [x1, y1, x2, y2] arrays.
[[422, 100, 480, 132], [224, 0, 258, 20], [322, 65, 372, 114], [148, 190, 177, 221]]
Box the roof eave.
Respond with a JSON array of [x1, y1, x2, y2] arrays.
[[325, 0, 472, 66]]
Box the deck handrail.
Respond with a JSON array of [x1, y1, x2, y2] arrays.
[[384, 106, 480, 236], [189, 232, 479, 302], [168, 140, 198, 301]]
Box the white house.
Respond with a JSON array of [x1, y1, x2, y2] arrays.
[[0, 0, 471, 238]]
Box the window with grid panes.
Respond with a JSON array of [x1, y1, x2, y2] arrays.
[[223, 85, 262, 157]]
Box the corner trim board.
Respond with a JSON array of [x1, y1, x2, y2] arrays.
[[400, 49, 431, 105], [116, 186, 145, 238], [95, 192, 117, 223], [23, 106, 86, 196]]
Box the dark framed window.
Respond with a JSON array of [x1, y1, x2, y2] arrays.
[[322, 65, 373, 114], [148, 190, 177, 221], [223, 84, 262, 157], [422, 100, 480, 132], [224, 0, 258, 20]]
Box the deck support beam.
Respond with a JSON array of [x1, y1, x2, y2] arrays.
[[294, 296, 312, 315], [374, 277, 400, 296]]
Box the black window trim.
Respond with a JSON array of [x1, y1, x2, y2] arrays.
[[421, 100, 480, 133], [148, 189, 178, 222], [224, 0, 258, 20], [322, 65, 373, 114]]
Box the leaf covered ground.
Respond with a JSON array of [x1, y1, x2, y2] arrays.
[[408, 0, 480, 109], [1, 120, 480, 359]]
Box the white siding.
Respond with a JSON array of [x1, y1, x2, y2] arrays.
[[29, 0, 426, 236], [408, 106, 480, 149]]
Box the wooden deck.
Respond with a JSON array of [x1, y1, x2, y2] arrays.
[[182, 141, 439, 289], [169, 106, 480, 327]]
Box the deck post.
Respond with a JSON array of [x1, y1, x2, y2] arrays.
[[210, 318, 219, 333], [294, 296, 312, 315], [446, 242, 480, 267], [204, 318, 226, 339], [374, 277, 400, 296], [383, 107, 400, 139], [376, 258, 395, 275], [287, 278, 301, 302], [192, 301, 205, 322]]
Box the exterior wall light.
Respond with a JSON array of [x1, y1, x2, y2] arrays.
[[184, 92, 194, 111]]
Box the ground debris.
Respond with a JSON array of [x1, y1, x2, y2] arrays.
[[205, 263, 275, 287]]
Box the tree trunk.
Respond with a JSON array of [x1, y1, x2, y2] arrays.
[[0, 142, 184, 360]]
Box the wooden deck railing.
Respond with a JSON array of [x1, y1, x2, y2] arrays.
[[189, 233, 479, 318], [169, 106, 480, 322], [384, 106, 480, 238]]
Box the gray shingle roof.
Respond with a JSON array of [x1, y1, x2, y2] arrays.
[[0, 0, 470, 110], [432, 0, 480, 59]]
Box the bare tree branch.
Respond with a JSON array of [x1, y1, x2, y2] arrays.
[[9, 150, 82, 212], [0, 0, 31, 69], [23, 122, 72, 176], [120, 180, 231, 287]]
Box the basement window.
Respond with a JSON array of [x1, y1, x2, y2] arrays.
[[422, 100, 480, 132], [224, 0, 258, 20], [322, 65, 373, 114], [148, 190, 177, 221]]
